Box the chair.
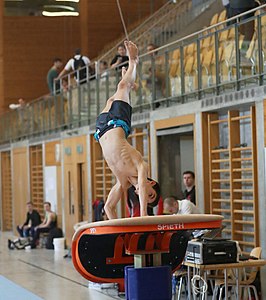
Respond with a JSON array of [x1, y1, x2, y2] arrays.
[[212, 247, 262, 300], [237, 247, 262, 300], [184, 55, 197, 92], [210, 13, 219, 27], [169, 49, 180, 77], [201, 48, 214, 88], [172, 268, 188, 300], [218, 10, 227, 23]]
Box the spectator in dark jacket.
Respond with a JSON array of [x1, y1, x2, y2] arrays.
[[17, 201, 41, 237], [110, 44, 129, 70], [183, 171, 196, 205]]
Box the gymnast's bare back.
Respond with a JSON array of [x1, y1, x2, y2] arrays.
[[94, 41, 157, 219]]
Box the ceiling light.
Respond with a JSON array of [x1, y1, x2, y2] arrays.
[[42, 11, 79, 17], [43, 5, 75, 11], [56, 0, 79, 2]]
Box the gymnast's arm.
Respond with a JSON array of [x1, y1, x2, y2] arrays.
[[104, 182, 124, 219], [137, 163, 148, 217]]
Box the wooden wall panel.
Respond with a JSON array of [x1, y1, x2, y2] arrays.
[[63, 135, 87, 164], [1, 1, 166, 112], [30, 145, 44, 219], [1, 151, 12, 231], [56, 166, 62, 229], [80, 0, 166, 60], [2, 16, 80, 111], [63, 135, 88, 245], [201, 112, 210, 213], [12, 147, 29, 232], [45, 140, 61, 166], [0, 2, 4, 109], [154, 114, 195, 130]]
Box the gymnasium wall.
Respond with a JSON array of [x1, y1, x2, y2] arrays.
[[12, 147, 30, 234], [2, 16, 80, 109], [0, 3, 4, 110], [0, 0, 166, 112], [63, 135, 88, 245], [79, 0, 166, 58]]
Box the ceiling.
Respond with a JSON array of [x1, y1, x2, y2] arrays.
[[4, 0, 79, 16]]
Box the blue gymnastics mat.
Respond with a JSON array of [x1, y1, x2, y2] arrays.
[[0, 275, 43, 300]]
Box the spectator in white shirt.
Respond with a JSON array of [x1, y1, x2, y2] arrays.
[[57, 48, 91, 84], [163, 196, 199, 215]]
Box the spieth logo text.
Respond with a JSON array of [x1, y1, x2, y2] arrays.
[[157, 223, 185, 230]]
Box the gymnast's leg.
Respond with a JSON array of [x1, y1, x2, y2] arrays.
[[101, 40, 138, 113]]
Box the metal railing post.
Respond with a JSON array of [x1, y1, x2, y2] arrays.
[[180, 45, 185, 103], [165, 50, 170, 106], [257, 15, 264, 85], [197, 39, 202, 100], [214, 30, 220, 95], [235, 22, 241, 91]]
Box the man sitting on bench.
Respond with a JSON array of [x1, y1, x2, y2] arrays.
[[31, 201, 57, 249]]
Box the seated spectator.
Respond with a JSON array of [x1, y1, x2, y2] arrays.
[[9, 98, 36, 137], [57, 48, 91, 84], [141, 43, 166, 103], [46, 57, 63, 95], [183, 170, 196, 205], [126, 178, 162, 217], [9, 98, 26, 110], [99, 60, 109, 78], [110, 44, 129, 70], [17, 201, 41, 238], [31, 201, 57, 249], [163, 196, 199, 214]]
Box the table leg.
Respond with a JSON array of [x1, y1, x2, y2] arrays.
[[203, 271, 207, 300], [187, 266, 191, 300], [236, 268, 240, 300], [193, 267, 196, 300], [224, 268, 228, 300]]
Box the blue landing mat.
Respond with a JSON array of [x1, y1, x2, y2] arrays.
[[0, 275, 43, 300]]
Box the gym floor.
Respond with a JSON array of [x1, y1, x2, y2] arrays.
[[0, 232, 122, 300], [0, 232, 218, 300]]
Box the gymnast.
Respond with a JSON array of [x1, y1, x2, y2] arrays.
[[94, 40, 160, 219]]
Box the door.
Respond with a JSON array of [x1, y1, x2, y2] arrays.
[[77, 163, 87, 222], [64, 164, 77, 245], [157, 126, 194, 199]]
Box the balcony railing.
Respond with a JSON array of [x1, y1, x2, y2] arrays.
[[1, 4, 266, 145]]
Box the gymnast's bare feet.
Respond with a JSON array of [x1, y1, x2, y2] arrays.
[[124, 40, 139, 64]]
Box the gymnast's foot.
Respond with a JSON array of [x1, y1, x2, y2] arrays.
[[124, 40, 138, 64]]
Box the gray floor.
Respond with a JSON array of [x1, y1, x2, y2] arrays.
[[0, 232, 123, 300]]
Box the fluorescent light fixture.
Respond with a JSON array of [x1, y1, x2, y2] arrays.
[[42, 11, 79, 16], [43, 5, 75, 11], [56, 0, 79, 2]]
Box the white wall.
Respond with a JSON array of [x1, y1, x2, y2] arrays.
[[180, 135, 194, 191]]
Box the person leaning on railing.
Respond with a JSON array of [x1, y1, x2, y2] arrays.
[[110, 44, 129, 70]]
